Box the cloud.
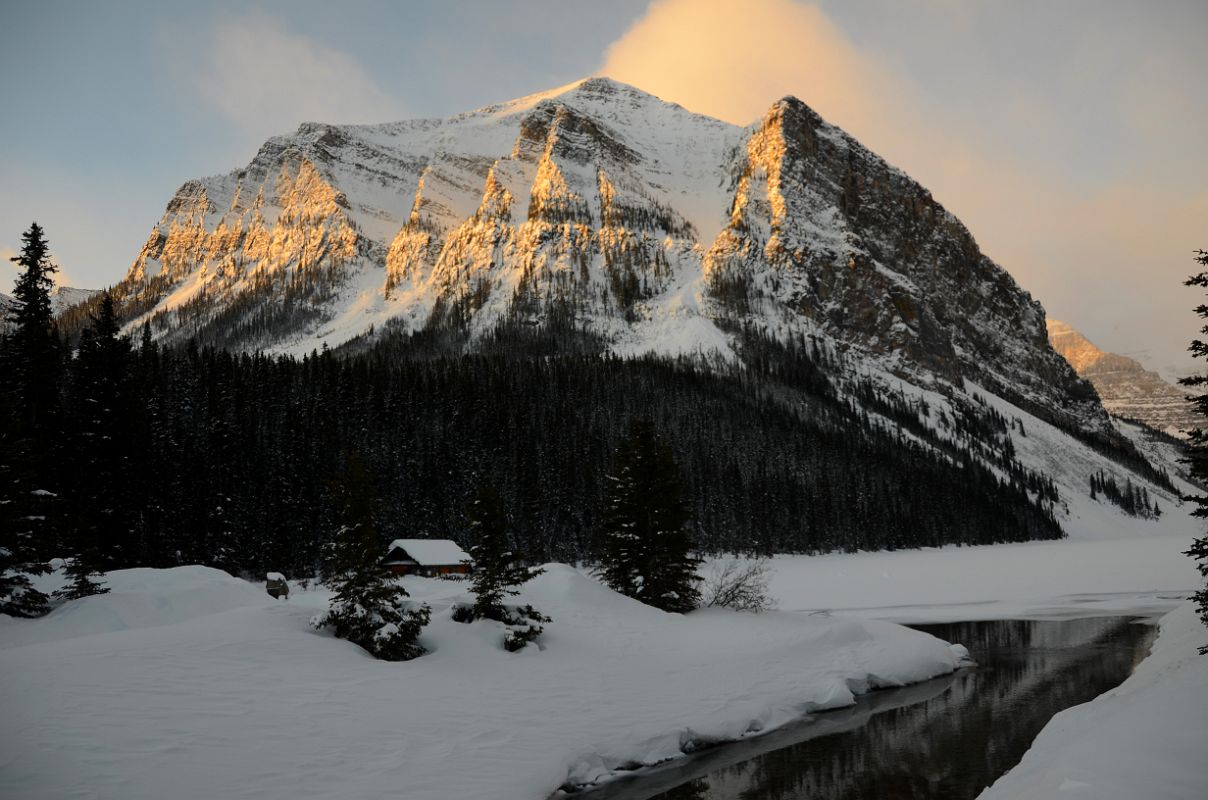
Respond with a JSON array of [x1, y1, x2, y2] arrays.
[[1, 244, 78, 293], [601, 0, 906, 130], [600, 0, 1207, 375], [186, 11, 405, 140]]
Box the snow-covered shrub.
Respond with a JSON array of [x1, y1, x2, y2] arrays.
[[312, 595, 430, 662], [450, 602, 476, 624], [451, 600, 549, 652], [700, 559, 776, 612], [502, 604, 550, 652]]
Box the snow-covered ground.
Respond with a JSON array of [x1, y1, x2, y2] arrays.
[[749, 533, 1199, 624], [0, 564, 963, 800], [979, 601, 1208, 800], [2, 507, 1203, 799]]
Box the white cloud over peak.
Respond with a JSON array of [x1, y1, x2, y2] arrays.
[[190, 11, 405, 140]]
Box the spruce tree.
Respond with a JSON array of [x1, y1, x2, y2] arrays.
[[6, 222, 62, 435], [311, 455, 429, 661], [597, 420, 701, 613], [54, 555, 109, 602], [465, 483, 545, 620], [1180, 248, 1208, 652], [67, 294, 135, 569], [0, 223, 61, 617], [0, 483, 51, 617]]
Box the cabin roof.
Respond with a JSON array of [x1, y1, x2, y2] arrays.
[[386, 539, 471, 566]]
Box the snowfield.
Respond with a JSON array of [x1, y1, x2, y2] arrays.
[[752, 533, 1200, 624], [2, 502, 1203, 800], [0, 564, 963, 800]]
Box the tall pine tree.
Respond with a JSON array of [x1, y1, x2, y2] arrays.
[[6, 222, 62, 435], [1180, 248, 1208, 652], [0, 223, 62, 617], [465, 482, 546, 621], [597, 420, 701, 613], [67, 294, 133, 574], [311, 454, 430, 661]]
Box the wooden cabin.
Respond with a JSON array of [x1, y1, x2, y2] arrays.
[[383, 539, 473, 577]]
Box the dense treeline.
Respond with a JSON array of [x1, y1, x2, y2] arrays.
[[5, 304, 1065, 587], [1089, 470, 1161, 518]]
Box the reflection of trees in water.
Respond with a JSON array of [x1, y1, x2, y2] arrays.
[[658, 779, 709, 800], [640, 618, 1152, 800]]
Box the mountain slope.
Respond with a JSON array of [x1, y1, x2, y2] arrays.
[[1048, 319, 1196, 436], [93, 76, 1198, 543], [0, 286, 96, 330], [107, 77, 1105, 440]]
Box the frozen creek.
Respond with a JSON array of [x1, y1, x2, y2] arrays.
[[578, 616, 1156, 800]]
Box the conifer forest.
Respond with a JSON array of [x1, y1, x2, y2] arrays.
[[3, 223, 1066, 586]]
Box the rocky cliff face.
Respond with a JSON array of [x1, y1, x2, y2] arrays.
[[703, 98, 1100, 430], [1048, 319, 1196, 436], [109, 77, 1108, 436]]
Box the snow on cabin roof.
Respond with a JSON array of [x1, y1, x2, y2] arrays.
[[386, 539, 471, 566]]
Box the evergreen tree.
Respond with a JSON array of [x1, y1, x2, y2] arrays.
[[597, 420, 701, 613], [0, 483, 51, 617], [54, 556, 109, 602], [6, 222, 62, 435], [465, 483, 545, 621], [67, 294, 135, 569], [1179, 248, 1208, 652], [311, 455, 429, 661], [0, 223, 62, 617]]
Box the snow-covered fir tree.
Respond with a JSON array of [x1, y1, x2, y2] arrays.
[[54, 556, 108, 602], [311, 455, 429, 661], [597, 420, 701, 613], [465, 483, 546, 621]]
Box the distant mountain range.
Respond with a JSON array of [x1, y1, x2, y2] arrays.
[[1047, 319, 1196, 437]]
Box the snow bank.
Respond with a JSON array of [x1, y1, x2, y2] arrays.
[[2, 566, 270, 647], [0, 563, 960, 800], [979, 602, 1208, 800]]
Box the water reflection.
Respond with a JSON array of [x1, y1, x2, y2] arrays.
[[587, 617, 1154, 800]]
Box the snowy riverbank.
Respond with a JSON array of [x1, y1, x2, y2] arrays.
[[979, 601, 1208, 800], [0, 564, 962, 800]]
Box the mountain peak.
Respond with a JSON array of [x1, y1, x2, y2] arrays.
[[107, 76, 1111, 439], [1048, 319, 1195, 436]]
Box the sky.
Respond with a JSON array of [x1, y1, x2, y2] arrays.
[[1, 0, 1205, 376]]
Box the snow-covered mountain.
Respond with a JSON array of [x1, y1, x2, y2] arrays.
[[1048, 320, 1197, 437], [0, 286, 98, 320], [50, 286, 100, 315], [111, 77, 1106, 440]]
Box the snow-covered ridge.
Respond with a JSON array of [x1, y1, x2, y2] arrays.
[[1048, 319, 1197, 437], [108, 76, 1103, 438], [1, 285, 97, 330]]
